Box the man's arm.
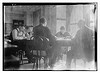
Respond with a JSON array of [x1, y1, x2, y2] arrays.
[[55, 32, 61, 38], [46, 27, 56, 41], [64, 32, 72, 39]]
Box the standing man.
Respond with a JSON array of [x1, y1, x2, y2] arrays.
[[66, 20, 94, 69]]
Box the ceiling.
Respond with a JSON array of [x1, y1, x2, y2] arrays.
[[5, 5, 43, 14]]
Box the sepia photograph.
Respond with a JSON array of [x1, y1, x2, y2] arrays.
[[3, 3, 97, 71]]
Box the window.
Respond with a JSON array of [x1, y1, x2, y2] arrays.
[[56, 5, 66, 33]]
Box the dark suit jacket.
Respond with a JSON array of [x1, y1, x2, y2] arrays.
[[70, 26, 94, 61], [33, 25, 56, 43]]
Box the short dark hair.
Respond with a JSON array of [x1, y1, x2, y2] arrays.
[[78, 20, 85, 28], [39, 17, 46, 25]]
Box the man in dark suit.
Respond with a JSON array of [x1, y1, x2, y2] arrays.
[[30, 17, 56, 68], [33, 17, 56, 43], [66, 20, 94, 69]]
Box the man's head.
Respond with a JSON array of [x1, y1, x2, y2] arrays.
[[77, 20, 85, 29], [39, 17, 47, 26], [60, 26, 65, 34]]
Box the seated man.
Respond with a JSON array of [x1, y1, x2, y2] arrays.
[[55, 26, 72, 60], [4, 26, 26, 69], [9, 25, 27, 57], [10, 25, 26, 42], [33, 17, 56, 55], [33, 18, 56, 42], [55, 26, 71, 38], [25, 17, 56, 66]]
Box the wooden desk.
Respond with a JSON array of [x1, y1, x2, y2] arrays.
[[56, 38, 71, 47]]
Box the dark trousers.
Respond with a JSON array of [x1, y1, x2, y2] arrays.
[[12, 40, 27, 51]]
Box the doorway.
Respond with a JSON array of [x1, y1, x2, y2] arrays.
[[33, 9, 41, 27]]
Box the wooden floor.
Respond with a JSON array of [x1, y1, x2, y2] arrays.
[[18, 54, 96, 70]]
